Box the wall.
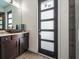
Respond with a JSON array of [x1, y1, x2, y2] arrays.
[[22, 0, 38, 53], [12, 5, 22, 28], [12, 0, 22, 28], [22, 0, 69, 59], [58, 0, 69, 59], [75, 0, 79, 59], [0, 7, 4, 12]]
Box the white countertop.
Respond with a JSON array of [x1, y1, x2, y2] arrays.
[[0, 30, 29, 37]]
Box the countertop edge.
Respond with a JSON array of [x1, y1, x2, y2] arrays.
[[0, 32, 29, 37]]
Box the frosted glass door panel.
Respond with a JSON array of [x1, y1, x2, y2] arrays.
[[41, 41, 54, 52], [0, 21, 2, 24], [41, 0, 54, 10], [9, 19, 12, 23], [8, 13, 12, 18], [41, 31, 54, 40], [41, 10, 54, 20], [41, 21, 54, 29]]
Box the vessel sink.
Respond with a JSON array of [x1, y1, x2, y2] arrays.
[[5, 29, 22, 33]]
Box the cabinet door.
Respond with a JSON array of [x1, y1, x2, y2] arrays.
[[23, 33, 29, 50], [20, 33, 29, 54], [20, 37, 25, 54], [11, 35, 18, 58], [1, 36, 17, 59], [16, 37, 20, 56], [1, 36, 11, 59]]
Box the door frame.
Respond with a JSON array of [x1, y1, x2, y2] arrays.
[[38, 0, 58, 59]]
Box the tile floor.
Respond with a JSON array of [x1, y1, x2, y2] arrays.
[[16, 52, 54, 59]]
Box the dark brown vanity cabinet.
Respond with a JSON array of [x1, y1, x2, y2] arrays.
[[0, 33, 29, 59], [16, 33, 29, 55], [0, 36, 17, 59], [19, 33, 29, 54]]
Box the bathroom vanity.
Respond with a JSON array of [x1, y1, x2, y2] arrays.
[[0, 0, 29, 59], [0, 32, 29, 59]]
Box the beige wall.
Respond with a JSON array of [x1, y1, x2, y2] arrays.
[[58, 0, 69, 59], [22, 0, 69, 59], [22, 0, 38, 53]]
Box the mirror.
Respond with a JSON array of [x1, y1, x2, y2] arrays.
[[0, 0, 22, 30]]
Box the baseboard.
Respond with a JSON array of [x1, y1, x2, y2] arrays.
[[28, 48, 38, 53], [38, 53, 55, 59]]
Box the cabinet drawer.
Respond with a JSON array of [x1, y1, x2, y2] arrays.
[[11, 35, 17, 40], [23, 33, 29, 37], [1, 36, 11, 44], [16, 33, 29, 39], [1, 36, 16, 48]]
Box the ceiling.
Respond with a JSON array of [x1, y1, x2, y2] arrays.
[[0, 0, 10, 8]]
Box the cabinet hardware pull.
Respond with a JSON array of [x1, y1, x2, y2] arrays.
[[5, 38, 7, 40], [16, 40, 17, 47], [11, 36, 12, 40]]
